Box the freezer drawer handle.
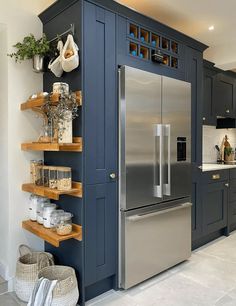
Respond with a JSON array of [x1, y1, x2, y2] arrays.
[[154, 124, 163, 198], [127, 202, 192, 222], [163, 124, 171, 196]]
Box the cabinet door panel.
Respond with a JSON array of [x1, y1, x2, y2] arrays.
[[84, 2, 117, 185], [215, 74, 235, 117], [202, 182, 227, 234], [185, 47, 203, 241], [85, 183, 117, 286], [229, 201, 236, 226], [203, 68, 216, 125], [229, 179, 236, 202]]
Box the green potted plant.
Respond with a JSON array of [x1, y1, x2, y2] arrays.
[[224, 146, 234, 162], [8, 34, 50, 72]]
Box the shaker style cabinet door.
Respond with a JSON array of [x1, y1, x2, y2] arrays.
[[202, 181, 228, 235], [185, 47, 203, 242], [83, 2, 117, 185], [84, 183, 117, 286], [215, 73, 236, 117], [203, 67, 217, 126]]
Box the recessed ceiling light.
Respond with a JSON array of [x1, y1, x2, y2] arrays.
[[208, 25, 214, 31]]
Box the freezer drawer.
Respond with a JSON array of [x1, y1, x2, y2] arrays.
[[119, 202, 192, 289]]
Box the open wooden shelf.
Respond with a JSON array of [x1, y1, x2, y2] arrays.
[[21, 137, 82, 152], [21, 91, 82, 111], [22, 182, 82, 200], [22, 220, 82, 247]]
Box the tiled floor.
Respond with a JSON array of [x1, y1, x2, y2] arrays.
[[2, 232, 236, 305], [87, 231, 236, 306]]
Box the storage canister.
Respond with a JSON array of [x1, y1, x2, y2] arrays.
[[50, 210, 65, 231], [43, 166, 50, 187], [57, 167, 72, 191], [53, 82, 69, 95], [35, 165, 44, 186], [37, 198, 50, 224], [56, 212, 73, 236], [43, 203, 57, 228], [30, 160, 43, 184], [28, 194, 39, 221], [49, 167, 57, 189]]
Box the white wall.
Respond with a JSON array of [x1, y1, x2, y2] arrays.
[[0, 0, 54, 282], [203, 125, 236, 163]]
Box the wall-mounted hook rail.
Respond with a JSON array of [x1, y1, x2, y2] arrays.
[[49, 24, 75, 43]]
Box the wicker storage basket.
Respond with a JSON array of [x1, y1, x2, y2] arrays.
[[38, 265, 79, 306], [15, 245, 54, 302]]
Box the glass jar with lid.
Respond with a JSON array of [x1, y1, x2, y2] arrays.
[[30, 160, 43, 184], [50, 210, 65, 231], [37, 197, 50, 224], [28, 194, 39, 221], [43, 166, 50, 187], [43, 203, 57, 228], [57, 167, 72, 190], [35, 165, 44, 186], [56, 212, 73, 236], [49, 167, 57, 189]]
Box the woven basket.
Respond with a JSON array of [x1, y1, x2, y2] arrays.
[[15, 245, 54, 302], [38, 265, 79, 306]]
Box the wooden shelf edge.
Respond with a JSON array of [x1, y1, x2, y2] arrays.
[[20, 90, 82, 111], [22, 220, 82, 247], [22, 182, 83, 200], [21, 137, 82, 152]]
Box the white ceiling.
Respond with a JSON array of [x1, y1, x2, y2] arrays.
[[40, 0, 236, 70], [115, 0, 236, 71]]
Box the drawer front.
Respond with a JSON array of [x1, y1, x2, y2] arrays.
[[230, 168, 236, 180], [202, 170, 229, 184]]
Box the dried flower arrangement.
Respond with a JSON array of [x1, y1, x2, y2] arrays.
[[41, 89, 79, 142]]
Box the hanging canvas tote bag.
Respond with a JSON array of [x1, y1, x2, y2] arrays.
[[48, 40, 64, 77], [61, 34, 79, 72]]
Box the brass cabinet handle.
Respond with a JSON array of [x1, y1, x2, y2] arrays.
[[212, 174, 220, 180]]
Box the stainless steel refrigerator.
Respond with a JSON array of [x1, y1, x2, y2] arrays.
[[119, 65, 192, 289]]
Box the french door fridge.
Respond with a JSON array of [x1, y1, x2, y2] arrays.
[[119, 65, 192, 289]]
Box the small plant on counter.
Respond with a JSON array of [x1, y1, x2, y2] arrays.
[[8, 34, 50, 62], [224, 147, 234, 156]]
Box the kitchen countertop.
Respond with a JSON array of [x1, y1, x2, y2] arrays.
[[202, 163, 236, 172]]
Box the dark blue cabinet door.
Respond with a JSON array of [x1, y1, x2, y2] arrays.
[[202, 181, 228, 234], [185, 47, 203, 242], [203, 67, 217, 126], [85, 183, 117, 286], [215, 73, 236, 117], [83, 2, 117, 185]]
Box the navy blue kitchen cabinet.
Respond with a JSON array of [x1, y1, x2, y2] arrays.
[[203, 61, 218, 125], [215, 72, 236, 118], [85, 183, 117, 287], [83, 2, 118, 300], [202, 171, 229, 235], [229, 169, 236, 230], [83, 1, 117, 185], [185, 47, 204, 243]]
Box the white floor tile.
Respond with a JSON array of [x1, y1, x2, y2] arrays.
[[87, 231, 236, 306]]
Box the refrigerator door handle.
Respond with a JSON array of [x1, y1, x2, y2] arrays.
[[127, 202, 192, 222], [164, 124, 171, 196], [154, 124, 163, 198]]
